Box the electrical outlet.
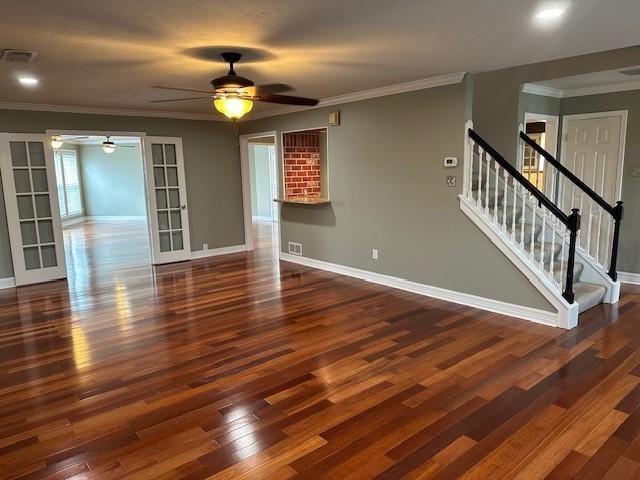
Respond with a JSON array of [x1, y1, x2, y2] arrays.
[[203, 242, 209, 251], [372, 248, 379, 260], [447, 176, 457, 187], [632, 167, 640, 177]]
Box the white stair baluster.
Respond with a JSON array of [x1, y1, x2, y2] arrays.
[[549, 216, 557, 282], [595, 205, 603, 265], [477, 147, 484, 209], [511, 180, 517, 240], [467, 140, 475, 201], [484, 155, 490, 215], [519, 189, 526, 250], [502, 169, 508, 233], [559, 228, 567, 290], [530, 200, 537, 260], [539, 209, 547, 269], [603, 214, 612, 271], [493, 161, 499, 223]]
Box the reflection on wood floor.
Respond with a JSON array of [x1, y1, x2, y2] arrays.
[[0, 218, 639, 478]]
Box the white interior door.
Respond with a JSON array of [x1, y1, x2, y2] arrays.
[[561, 112, 626, 208], [142, 136, 191, 264], [0, 134, 67, 286]]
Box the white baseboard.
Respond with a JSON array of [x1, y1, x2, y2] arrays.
[[191, 244, 246, 260], [62, 216, 86, 227], [280, 253, 559, 327], [619, 272, 640, 285], [0, 277, 16, 290], [252, 215, 274, 222], [85, 216, 147, 221]]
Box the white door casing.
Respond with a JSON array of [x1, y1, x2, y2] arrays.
[[142, 136, 191, 264], [0, 133, 67, 286]]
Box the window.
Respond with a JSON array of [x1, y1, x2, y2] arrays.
[[54, 149, 83, 219]]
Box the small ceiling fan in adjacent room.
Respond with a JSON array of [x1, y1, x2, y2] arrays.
[[151, 52, 319, 120], [101, 136, 136, 154]]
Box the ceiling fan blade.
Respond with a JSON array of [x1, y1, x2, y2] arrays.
[[150, 96, 212, 103], [251, 94, 319, 106], [240, 84, 293, 96], [153, 85, 213, 94]]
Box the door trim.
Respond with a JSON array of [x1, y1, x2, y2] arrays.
[[142, 136, 192, 264], [239, 131, 279, 252], [0, 133, 68, 286], [560, 110, 628, 202]]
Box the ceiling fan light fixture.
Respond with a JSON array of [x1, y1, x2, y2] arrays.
[[51, 135, 63, 149], [214, 96, 253, 120]]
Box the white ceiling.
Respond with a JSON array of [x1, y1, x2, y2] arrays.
[[1, 0, 640, 119]]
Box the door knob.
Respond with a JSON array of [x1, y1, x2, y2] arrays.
[[181, 204, 187, 210]]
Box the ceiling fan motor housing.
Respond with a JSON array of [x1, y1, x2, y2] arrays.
[[211, 74, 254, 91]]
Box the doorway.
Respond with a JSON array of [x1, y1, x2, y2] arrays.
[[522, 113, 559, 197], [0, 131, 191, 287], [240, 131, 280, 255], [53, 134, 150, 287]]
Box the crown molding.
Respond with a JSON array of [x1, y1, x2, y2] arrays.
[[522, 83, 564, 98], [245, 71, 467, 120], [0, 101, 222, 121], [561, 79, 640, 98], [523, 79, 640, 99], [0, 71, 465, 123]]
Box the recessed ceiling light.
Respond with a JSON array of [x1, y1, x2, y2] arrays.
[[536, 7, 565, 20], [18, 76, 39, 86]]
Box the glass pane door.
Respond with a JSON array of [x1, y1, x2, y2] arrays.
[[143, 137, 191, 264], [0, 134, 67, 286]]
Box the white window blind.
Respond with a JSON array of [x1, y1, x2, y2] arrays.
[[54, 150, 83, 219]]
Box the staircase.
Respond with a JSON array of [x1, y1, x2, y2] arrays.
[[459, 122, 623, 329]]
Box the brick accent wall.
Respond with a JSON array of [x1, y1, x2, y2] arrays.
[[283, 131, 322, 198]]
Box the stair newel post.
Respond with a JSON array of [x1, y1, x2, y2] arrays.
[[563, 208, 581, 304], [607, 201, 624, 282], [464, 123, 473, 201]]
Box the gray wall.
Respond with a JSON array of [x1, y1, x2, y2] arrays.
[[79, 144, 146, 217], [249, 144, 273, 219], [559, 90, 640, 274], [519, 93, 561, 121], [0, 110, 242, 279], [473, 45, 640, 276], [241, 83, 553, 311]]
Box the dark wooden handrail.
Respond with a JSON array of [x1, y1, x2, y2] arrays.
[[520, 131, 624, 282], [469, 129, 570, 227]]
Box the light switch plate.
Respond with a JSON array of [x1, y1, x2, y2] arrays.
[[444, 157, 458, 168], [447, 176, 457, 187]]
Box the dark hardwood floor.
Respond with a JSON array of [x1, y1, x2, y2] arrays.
[[0, 219, 639, 479]]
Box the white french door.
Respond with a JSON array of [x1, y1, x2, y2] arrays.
[[142, 136, 191, 264], [0, 134, 67, 286]]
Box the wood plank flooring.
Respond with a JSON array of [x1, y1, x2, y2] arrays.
[[0, 219, 639, 479]]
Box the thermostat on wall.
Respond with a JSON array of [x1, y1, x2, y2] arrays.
[[443, 156, 458, 168]]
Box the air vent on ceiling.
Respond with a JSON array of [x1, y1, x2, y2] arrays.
[[620, 67, 640, 76], [0, 49, 38, 63]]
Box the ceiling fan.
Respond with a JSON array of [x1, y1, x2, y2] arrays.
[[151, 52, 319, 120], [102, 136, 137, 154]]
